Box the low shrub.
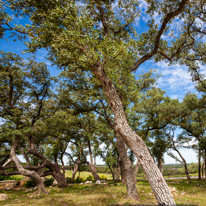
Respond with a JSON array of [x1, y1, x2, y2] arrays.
[[66, 177, 85, 183], [24, 177, 54, 188], [66, 177, 75, 184], [44, 178, 54, 187], [0, 175, 22, 181], [24, 180, 36, 188], [86, 175, 94, 182], [75, 176, 84, 183], [100, 175, 107, 180]]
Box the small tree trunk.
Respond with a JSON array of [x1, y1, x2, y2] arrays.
[[158, 157, 164, 175], [116, 134, 139, 200], [108, 163, 116, 181], [0, 155, 10, 166], [94, 157, 96, 168], [20, 148, 30, 166], [86, 139, 101, 181], [52, 166, 68, 187], [184, 165, 191, 184], [92, 65, 176, 205], [202, 161, 205, 179], [133, 159, 140, 184], [2, 158, 12, 167], [60, 156, 65, 176], [173, 148, 191, 184], [28, 149, 67, 188], [115, 157, 121, 182], [198, 150, 201, 180], [87, 162, 101, 181], [205, 150, 206, 184], [71, 163, 78, 180], [11, 137, 47, 194]]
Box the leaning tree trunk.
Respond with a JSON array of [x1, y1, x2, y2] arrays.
[[87, 162, 101, 181], [134, 159, 140, 184], [0, 155, 10, 166], [174, 149, 191, 184], [2, 158, 12, 167], [116, 134, 139, 200], [11, 137, 47, 194], [108, 163, 116, 181], [184, 165, 191, 184], [158, 157, 164, 175], [91, 65, 176, 205], [28, 148, 67, 188], [87, 139, 101, 181]]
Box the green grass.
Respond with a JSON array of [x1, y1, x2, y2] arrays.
[[0, 178, 205, 205], [4, 171, 114, 181]]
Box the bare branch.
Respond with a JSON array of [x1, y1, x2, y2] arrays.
[[128, 0, 188, 72]]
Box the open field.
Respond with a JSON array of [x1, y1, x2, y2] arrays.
[[0, 179, 205, 206], [9, 171, 114, 181], [64, 171, 114, 180], [10, 170, 200, 181]]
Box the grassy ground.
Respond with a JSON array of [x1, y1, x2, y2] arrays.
[[0, 178, 205, 206], [163, 173, 199, 177], [10, 170, 200, 180], [9, 171, 114, 181]]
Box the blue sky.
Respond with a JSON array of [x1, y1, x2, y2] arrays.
[[1, 0, 204, 165]]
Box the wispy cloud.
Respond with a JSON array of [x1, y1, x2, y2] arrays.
[[155, 61, 196, 92]]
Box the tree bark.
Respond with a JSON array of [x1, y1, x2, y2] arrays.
[[120, 159, 126, 184], [134, 159, 140, 184], [205, 150, 206, 184], [116, 134, 139, 200], [115, 157, 121, 182], [11, 137, 47, 194], [198, 150, 201, 180], [91, 65, 176, 205]]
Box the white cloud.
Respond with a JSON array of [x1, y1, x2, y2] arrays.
[[155, 61, 195, 92], [139, 0, 148, 10], [171, 95, 179, 99]]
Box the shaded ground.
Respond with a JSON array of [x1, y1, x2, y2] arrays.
[[0, 179, 205, 206]]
